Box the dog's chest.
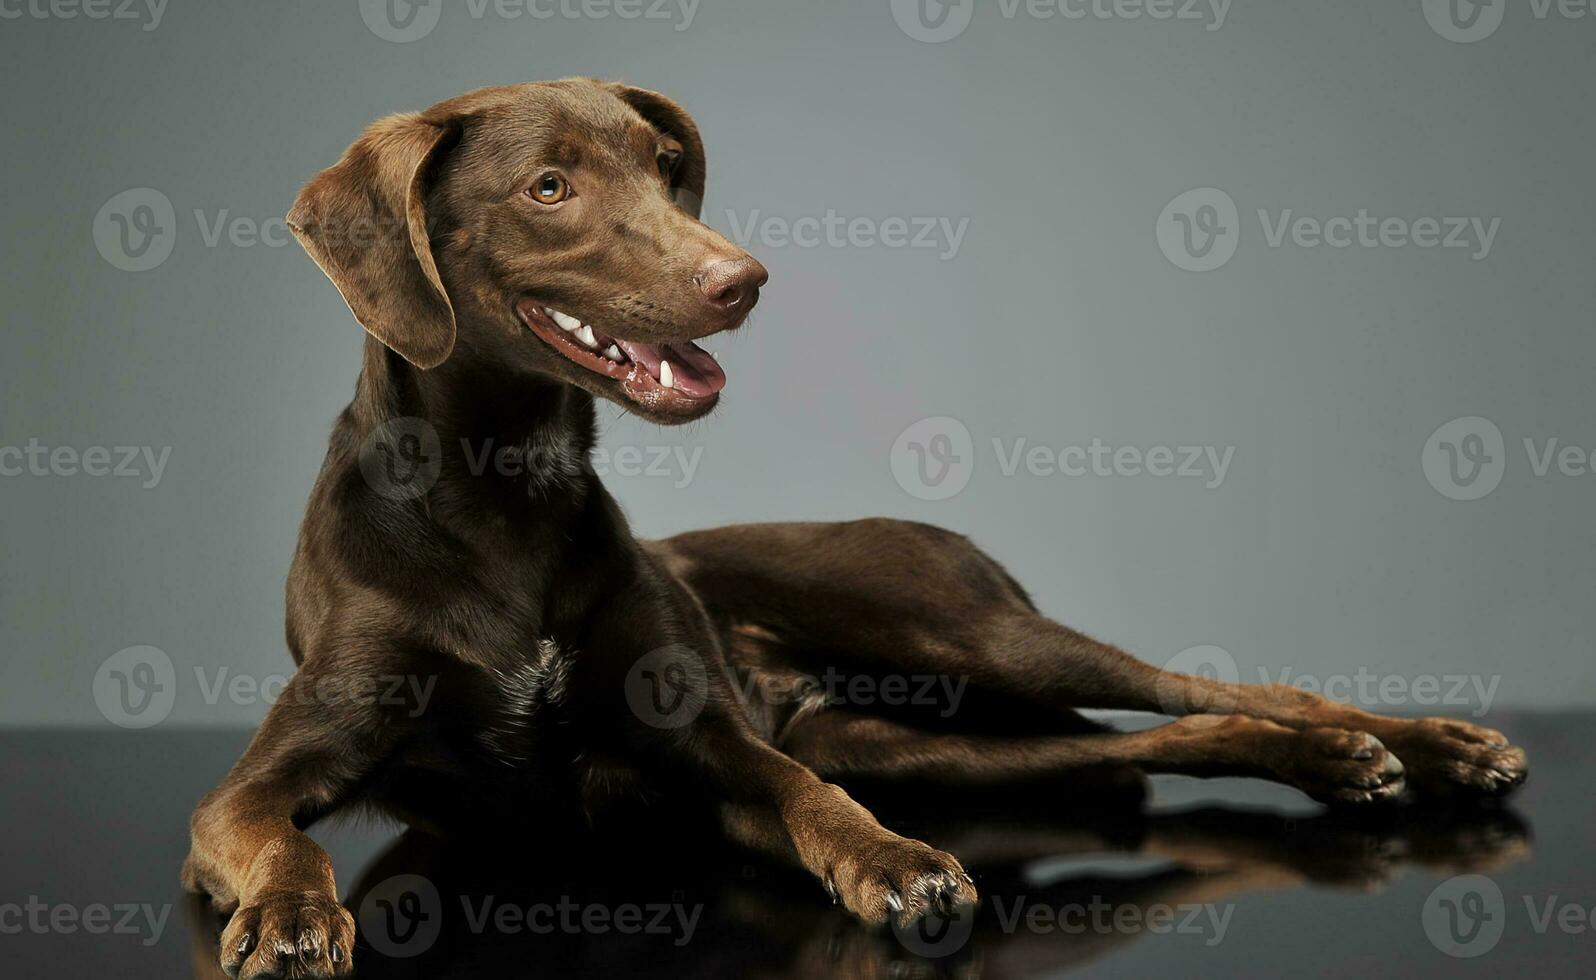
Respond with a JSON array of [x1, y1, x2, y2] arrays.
[[464, 637, 576, 766]]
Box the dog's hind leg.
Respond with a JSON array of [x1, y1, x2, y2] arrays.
[[777, 710, 1406, 806], [932, 607, 1527, 801], [659, 519, 1527, 801]]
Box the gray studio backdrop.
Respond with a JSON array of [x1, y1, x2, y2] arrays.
[[2, 0, 1592, 727]]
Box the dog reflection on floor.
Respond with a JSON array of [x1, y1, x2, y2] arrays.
[[185, 781, 1530, 980]]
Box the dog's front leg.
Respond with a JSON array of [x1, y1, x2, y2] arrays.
[[185, 665, 417, 979], [592, 585, 977, 925], [652, 711, 980, 925], [714, 759, 979, 925]]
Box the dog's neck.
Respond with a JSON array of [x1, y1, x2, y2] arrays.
[[350, 338, 601, 505]]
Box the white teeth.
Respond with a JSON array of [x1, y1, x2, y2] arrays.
[[658, 360, 675, 389], [550, 310, 581, 332], [574, 324, 597, 347], [603, 344, 624, 363]]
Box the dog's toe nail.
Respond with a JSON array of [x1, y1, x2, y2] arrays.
[[331, 942, 343, 963], [886, 891, 903, 913]]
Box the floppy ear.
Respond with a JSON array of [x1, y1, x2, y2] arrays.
[[608, 84, 707, 220], [286, 112, 460, 369]]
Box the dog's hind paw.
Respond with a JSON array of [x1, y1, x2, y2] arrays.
[[1374, 717, 1527, 801], [1284, 728, 1408, 806]]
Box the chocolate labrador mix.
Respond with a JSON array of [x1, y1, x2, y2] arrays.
[[183, 78, 1528, 978]]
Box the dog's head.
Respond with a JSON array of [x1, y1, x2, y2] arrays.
[[287, 78, 766, 424]]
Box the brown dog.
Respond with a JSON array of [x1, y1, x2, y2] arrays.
[[183, 78, 1528, 979]]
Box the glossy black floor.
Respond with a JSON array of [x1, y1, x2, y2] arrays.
[[5, 712, 1593, 978]]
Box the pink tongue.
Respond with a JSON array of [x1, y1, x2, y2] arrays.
[[614, 339, 726, 398]]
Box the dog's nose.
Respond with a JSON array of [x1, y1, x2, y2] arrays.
[[696, 256, 768, 313]]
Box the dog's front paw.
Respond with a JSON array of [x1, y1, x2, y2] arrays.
[[220, 893, 353, 979], [1376, 717, 1527, 801], [825, 835, 978, 928]]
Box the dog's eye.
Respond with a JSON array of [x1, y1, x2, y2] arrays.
[[656, 150, 681, 181], [527, 173, 571, 205]]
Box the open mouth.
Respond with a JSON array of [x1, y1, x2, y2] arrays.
[[515, 298, 727, 413]]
